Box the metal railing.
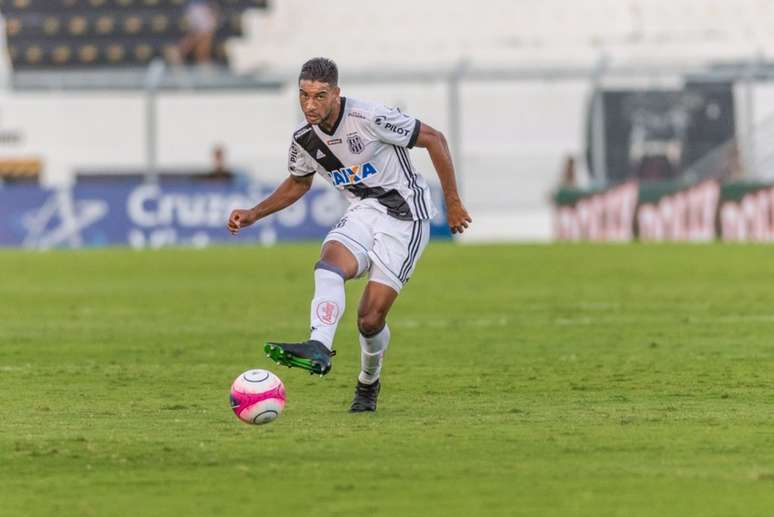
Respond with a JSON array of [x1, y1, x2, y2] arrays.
[[9, 55, 774, 191]]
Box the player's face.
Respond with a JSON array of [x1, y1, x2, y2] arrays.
[[299, 80, 340, 126]]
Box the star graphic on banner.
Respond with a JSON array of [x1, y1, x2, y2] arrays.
[[22, 189, 108, 249]]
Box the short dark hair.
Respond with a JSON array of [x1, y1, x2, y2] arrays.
[[298, 57, 338, 86]]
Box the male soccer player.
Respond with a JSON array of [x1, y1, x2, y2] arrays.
[[227, 57, 471, 412]]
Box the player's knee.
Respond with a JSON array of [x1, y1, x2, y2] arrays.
[[320, 242, 358, 279], [358, 310, 386, 337]]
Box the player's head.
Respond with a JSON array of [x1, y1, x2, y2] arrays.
[[298, 57, 341, 126]]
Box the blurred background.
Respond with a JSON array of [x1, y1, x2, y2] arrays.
[[2, 0, 774, 248]]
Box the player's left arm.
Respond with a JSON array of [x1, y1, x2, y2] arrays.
[[414, 123, 472, 234]]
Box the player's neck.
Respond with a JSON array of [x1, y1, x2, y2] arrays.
[[318, 98, 343, 133]]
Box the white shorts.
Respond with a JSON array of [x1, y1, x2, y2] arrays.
[[323, 203, 430, 293]]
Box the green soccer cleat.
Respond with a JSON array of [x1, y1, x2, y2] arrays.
[[264, 340, 335, 376]]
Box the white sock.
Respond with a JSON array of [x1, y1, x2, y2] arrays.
[[309, 264, 345, 351], [358, 324, 390, 385]]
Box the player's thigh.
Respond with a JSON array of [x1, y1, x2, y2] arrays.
[[321, 208, 375, 278], [367, 217, 430, 294]]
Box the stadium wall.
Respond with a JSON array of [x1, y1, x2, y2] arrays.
[[3, 80, 773, 244], [0, 80, 591, 243]]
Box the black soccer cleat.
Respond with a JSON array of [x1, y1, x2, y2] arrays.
[[349, 379, 381, 413], [264, 339, 335, 376]]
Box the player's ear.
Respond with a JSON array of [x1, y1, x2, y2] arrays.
[[332, 85, 341, 98]]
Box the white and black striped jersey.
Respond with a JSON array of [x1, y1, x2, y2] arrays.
[[287, 97, 436, 221]]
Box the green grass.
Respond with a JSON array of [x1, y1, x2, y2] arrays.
[[1, 243, 774, 517]]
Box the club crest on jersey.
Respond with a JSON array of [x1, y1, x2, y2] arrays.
[[329, 162, 379, 186], [347, 133, 365, 154]]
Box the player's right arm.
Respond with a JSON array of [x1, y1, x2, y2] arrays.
[[228, 139, 317, 235], [227, 174, 313, 235]]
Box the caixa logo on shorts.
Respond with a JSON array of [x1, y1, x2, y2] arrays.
[[328, 162, 379, 187]]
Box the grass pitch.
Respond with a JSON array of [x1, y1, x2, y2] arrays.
[[1, 243, 774, 517]]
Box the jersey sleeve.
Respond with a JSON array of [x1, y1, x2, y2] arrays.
[[365, 105, 421, 148], [287, 140, 316, 177]]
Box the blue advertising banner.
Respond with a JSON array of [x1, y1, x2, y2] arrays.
[[0, 180, 450, 249]]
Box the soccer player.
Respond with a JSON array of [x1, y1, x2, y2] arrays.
[[227, 57, 471, 412]]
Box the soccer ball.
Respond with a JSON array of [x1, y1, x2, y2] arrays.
[[229, 369, 286, 425]]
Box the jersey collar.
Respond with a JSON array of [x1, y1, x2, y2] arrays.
[[317, 97, 347, 136]]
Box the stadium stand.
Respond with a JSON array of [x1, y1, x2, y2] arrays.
[[228, 0, 774, 72], [0, 0, 266, 69]]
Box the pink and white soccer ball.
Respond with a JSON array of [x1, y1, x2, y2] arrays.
[[230, 369, 286, 425]]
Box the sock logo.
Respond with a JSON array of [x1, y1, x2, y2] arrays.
[[316, 301, 340, 325]]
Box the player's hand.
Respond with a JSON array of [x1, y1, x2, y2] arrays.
[[446, 197, 472, 234], [227, 208, 257, 235]]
